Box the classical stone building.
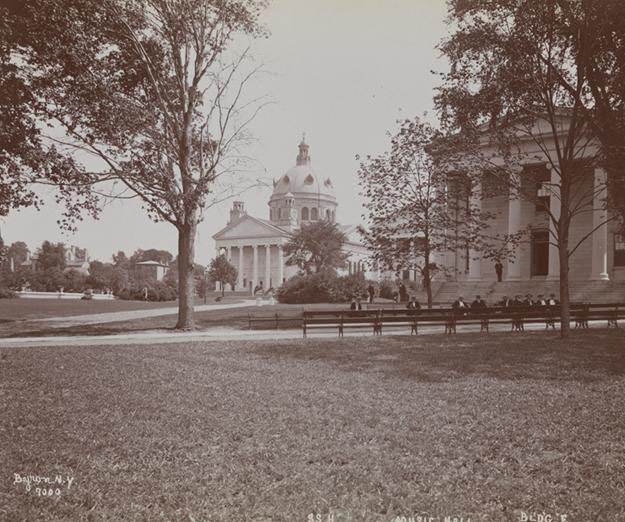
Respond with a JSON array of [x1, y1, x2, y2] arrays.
[[438, 113, 624, 291], [213, 137, 373, 292]]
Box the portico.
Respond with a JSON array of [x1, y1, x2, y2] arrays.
[[456, 164, 618, 283], [216, 240, 286, 292]]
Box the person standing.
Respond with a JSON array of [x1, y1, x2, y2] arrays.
[[367, 284, 375, 304], [399, 282, 407, 303], [495, 261, 503, 282]]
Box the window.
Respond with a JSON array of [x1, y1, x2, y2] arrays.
[[311, 207, 318, 220], [536, 181, 551, 209], [326, 209, 331, 220], [301, 207, 309, 220], [523, 164, 551, 211], [615, 234, 625, 267]]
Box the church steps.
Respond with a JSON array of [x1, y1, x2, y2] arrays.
[[431, 280, 625, 305]]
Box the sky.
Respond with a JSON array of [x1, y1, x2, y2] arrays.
[[2, 0, 450, 263]]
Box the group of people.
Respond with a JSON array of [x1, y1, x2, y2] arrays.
[[451, 293, 561, 331], [349, 293, 422, 311], [452, 293, 560, 310]]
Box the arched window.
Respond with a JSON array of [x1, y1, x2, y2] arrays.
[[326, 209, 331, 220], [311, 207, 318, 220], [301, 207, 309, 220], [331, 210, 336, 222]]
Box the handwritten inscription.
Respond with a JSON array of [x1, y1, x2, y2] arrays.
[[13, 473, 75, 497]]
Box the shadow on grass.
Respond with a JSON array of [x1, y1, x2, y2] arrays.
[[252, 329, 625, 383]]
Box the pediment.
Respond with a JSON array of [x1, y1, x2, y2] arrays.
[[213, 215, 287, 240]]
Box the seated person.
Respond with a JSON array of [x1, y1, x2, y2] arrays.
[[452, 296, 468, 316], [524, 294, 534, 307], [535, 294, 547, 306], [547, 293, 559, 306], [471, 295, 487, 310], [407, 296, 421, 310], [350, 297, 363, 311]]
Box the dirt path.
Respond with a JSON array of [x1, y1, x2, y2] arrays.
[[30, 300, 257, 326]]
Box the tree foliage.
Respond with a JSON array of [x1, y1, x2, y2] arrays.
[[2, 0, 267, 328], [207, 254, 237, 296], [283, 221, 349, 276], [358, 117, 497, 307]]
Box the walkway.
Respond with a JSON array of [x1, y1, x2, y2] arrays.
[[0, 320, 616, 348], [30, 300, 257, 326]]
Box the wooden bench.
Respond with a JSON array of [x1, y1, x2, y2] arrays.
[[247, 312, 302, 330], [301, 303, 625, 337]]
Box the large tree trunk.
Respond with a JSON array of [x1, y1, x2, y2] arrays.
[[559, 236, 571, 339], [176, 221, 197, 330]]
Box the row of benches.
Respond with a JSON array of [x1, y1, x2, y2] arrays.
[[300, 303, 625, 338], [247, 303, 624, 337]]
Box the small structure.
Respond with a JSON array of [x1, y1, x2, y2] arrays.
[[135, 260, 168, 281]]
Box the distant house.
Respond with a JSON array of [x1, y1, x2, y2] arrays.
[[135, 260, 168, 282], [64, 246, 90, 275], [20, 245, 90, 274]]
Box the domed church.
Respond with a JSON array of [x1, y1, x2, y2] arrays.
[[213, 136, 374, 292]]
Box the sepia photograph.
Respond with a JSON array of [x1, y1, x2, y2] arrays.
[[0, 0, 624, 520]]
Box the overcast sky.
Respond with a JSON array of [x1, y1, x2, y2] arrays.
[[2, 0, 449, 263]]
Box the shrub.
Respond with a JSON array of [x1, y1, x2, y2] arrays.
[[327, 274, 370, 303], [378, 278, 396, 300], [276, 272, 334, 304], [115, 282, 178, 302], [277, 272, 377, 304], [0, 287, 16, 299]]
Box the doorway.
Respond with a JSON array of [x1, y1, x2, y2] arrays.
[[531, 230, 549, 276]]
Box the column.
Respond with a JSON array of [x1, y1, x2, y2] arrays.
[[467, 179, 482, 281], [226, 246, 231, 262], [265, 244, 271, 288], [237, 245, 244, 290], [506, 170, 522, 281], [277, 245, 284, 285], [252, 244, 258, 291], [547, 167, 561, 280], [591, 167, 609, 280]]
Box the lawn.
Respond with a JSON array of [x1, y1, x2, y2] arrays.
[[0, 302, 336, 337], [1, 330, 625, 521], [0, 294, 245, 322]]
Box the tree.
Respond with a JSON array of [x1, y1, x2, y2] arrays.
[[140, 249, 173, 266], [30, 267, 66, 292], [207, 254, 237, 297], [283, 221, 349, 276], [112, 251, 130, 269], [436, 0, 621, 337], [3, 0, 268, 329], [37, 241, 66, 271], [358, 117, 498, 308], [7, 241, 29, 267], [64, 268, 87, 292], [87, 260, 109, 290]]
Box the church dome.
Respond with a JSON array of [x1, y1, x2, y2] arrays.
[[271, 136, 335, 197]]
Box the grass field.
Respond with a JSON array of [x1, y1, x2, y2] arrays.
[[1, 330, 624, 521], [0, 302, 340, 338], [0, 297, 190, 322], [0, 294, 247, 323]]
